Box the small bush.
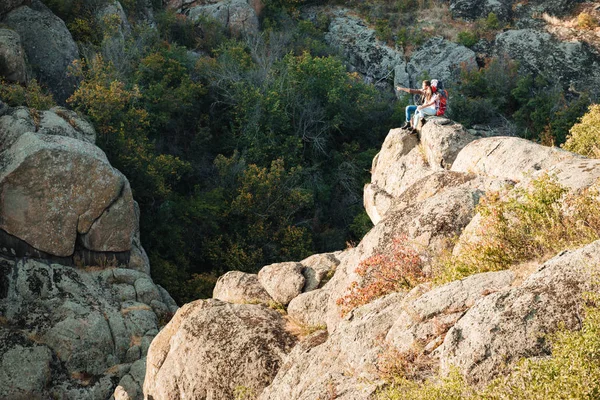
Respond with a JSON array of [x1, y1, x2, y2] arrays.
[[577, 12, 598, 30], [433, 175, 600, 284], [562, 104, 600, 159], [456, 31, 478, 47], [378, 292, 600, 399], [0, 80, 55, 110], [377, 343, 433, 383], [336, 237, 424, 316]]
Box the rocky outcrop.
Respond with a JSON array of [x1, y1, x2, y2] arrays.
[[0, 28, 28, 83], [450, 0, 513, 22], [185, 0, 260, 35], [440, 239, 600, 383], [449, 0, 582, 22], [0, 131, 135, 257], [451, 136, 600, 191], [260, 292, 405, 400], [325, 14, 406, 87], [0, 258, 177, 400], [144, 300, 296, 400], [494, 29, 600, 97], [406, 37, 477, 85], [364, 120, 478, 224], [1, 0, 79, 104]]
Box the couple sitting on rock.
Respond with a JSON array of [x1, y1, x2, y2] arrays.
[[396, 79, 443, 132]]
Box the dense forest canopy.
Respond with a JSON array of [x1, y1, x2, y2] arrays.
[[3, 0, 596, 303]]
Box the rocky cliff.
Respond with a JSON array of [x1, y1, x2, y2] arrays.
[[0, 100, 178, 399], [143, 116, 600, 399]]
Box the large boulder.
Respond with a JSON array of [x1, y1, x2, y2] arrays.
[[144, 300, 296, 399], [419, 118, 477, 171], [0, 131, 135, 257], [407, 37, 477, 85], [364, 128, 430, 224], [0, 258, 175, 399], [439, 239, 600, 384], [186, 0, 259, 35], [0, 28, 27, 83], [213, 270, 274, 304], [451, 136, 600, 191], [258, 262, 305, 305], [325, 14, 405, 86], [494, 29, 600, 97], [1, 0, 80, 103], [287, 289, 329, 328]]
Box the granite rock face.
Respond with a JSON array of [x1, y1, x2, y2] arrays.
[[0, 132, 135, 257], [494, 29, 600, 97], [0, 28, 28, 83], [325, 14, 405, 87], [407, 37, 477, 85], [144, 300, 296, 400], [186, 0, 260, 35], [0, 258, 177, 400], [1, 0, 80, 104]]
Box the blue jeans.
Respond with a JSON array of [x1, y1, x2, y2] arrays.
[[413, 106, 436, 127], [405, 105, 417, 124]]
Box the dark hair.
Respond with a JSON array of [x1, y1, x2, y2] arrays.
[[423, 80, 431, 87]]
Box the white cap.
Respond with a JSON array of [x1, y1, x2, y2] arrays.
[[431, 79, 438, 88]]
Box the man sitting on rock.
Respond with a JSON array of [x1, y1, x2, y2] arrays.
[[396, 80, 438, 132]]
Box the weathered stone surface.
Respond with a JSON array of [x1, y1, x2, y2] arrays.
[[451, 136, 600, 191], [0, 0, 27, 16], [144, 300, 296, 400], [0, 28, 27, 83], [38, 107, 96, 144], [325, 14, 405, 86], [0, 132, 134, 256], [420, 119, 477, 170], [364, 183, 392, 226], [258, 262, 306, 305], [450, 0, 513, 22], [213, 270, 273, 304], [187, 0, 259, 35], [2, 0, 79, 103], [287, 289, 329, 328], [80, 181, 136, 253], [114, 358, 146, 400], [494, 29, 600, 97], [0, 106, 35, 151], [300, 252, 340, 292], [0, 257, 167, 399], [128, 201, 150, 274], [386, 271, 515, 353], [0, 342, 53, 399], [260, 292, 405, 399], [407, 37, 477, 85], [440, 240, 600, 383], [365, 128, 431, 224]]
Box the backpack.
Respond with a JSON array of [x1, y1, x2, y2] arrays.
[[432, 80, 448, 116]]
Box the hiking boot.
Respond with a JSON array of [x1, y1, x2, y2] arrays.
[[401, 122, 410, 129]]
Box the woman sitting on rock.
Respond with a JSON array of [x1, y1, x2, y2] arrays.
[[396, 80, 438, 132]]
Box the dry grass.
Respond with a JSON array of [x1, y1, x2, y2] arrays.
[[121, 304, 152, 315], [284, 316, 326, 339]]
